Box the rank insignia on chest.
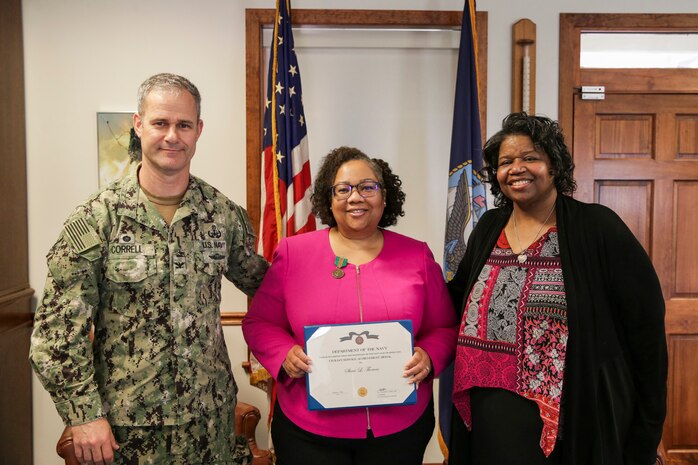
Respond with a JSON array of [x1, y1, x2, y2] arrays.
[[173, 253, 188, 274]]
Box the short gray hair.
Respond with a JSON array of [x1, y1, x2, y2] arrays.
[[137, 73, 201, 120]]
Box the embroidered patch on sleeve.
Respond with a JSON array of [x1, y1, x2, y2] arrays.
[[63, 218, 100, 254]]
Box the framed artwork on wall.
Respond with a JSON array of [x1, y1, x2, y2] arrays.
[[96, 112, 139, 188]]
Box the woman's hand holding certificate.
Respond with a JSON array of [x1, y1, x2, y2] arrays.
[[283, 344, 312, 379], [403, 346, 432, 389]]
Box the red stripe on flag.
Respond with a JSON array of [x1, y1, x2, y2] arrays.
[[286, 216, 315, 236], [292, 162, 312, 204]]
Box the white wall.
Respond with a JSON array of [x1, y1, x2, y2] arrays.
[[23, 1, 698, 464]]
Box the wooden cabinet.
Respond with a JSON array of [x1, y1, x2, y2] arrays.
[[0, 0, 34, 464]]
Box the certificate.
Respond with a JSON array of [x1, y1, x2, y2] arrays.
[[304, 320, 416, 410]]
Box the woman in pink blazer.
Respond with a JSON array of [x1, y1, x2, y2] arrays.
[[243, 146, 457, 465]]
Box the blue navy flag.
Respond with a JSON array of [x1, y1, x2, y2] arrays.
[[439, 0, 487, 460], [443, 0, 487, 283]]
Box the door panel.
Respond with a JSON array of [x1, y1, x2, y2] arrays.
[[595, 180, 653, 253], [574, 93, 698, 463], [677, 116, 698, 158], [675, 183, 698, 295], [596, 114, 654, 159]]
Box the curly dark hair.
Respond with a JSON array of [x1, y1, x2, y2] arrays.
[[311, 146, 406, 228], [482, 112, 576, 208]]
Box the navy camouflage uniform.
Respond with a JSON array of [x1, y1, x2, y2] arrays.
[[30, 169, 269, 464]]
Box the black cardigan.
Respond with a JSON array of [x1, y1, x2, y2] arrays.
[[448, 194, 667, 465]]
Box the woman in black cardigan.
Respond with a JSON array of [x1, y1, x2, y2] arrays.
[[447, 113, 666, 465]]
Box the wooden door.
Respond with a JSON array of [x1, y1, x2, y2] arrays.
[[573, 91, 698, 464]]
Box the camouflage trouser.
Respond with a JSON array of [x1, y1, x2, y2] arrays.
[[111, 406, 252, 465]]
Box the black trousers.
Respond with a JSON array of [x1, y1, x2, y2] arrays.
[[448, 388, 562, 465], [271, 400, 435, 465]]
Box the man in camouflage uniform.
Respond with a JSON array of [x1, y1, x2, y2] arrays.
[[30, 73, 269, 465]]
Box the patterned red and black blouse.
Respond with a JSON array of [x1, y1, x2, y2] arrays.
[[453, 226, 568, 457]]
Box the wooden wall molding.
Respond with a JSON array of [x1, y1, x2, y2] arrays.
[[0, 288, 35, 329], [221, 312, 246, 326], [0, 288, 35, 308]]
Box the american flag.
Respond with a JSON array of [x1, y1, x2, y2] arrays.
[[250, 0, 315, 391], [258, 0, 315, 262]]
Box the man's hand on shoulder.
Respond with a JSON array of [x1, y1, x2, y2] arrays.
[[72, 417, 119, 465]]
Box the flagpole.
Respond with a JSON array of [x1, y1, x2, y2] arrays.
[[271, 0, 283, 243], [439, 1, 487, 462]]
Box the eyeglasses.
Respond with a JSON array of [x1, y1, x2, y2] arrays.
[[331, 181, 382, 200]]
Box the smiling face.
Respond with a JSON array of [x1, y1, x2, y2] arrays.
[[496, 134, 557, 209], [331, 159, 385, 239], [133, 88, 203, 178]]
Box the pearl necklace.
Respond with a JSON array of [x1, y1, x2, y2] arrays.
[[512, 203, 556, 263]]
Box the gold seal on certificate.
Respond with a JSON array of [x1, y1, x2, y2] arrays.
[[304, 320, 417, 410]]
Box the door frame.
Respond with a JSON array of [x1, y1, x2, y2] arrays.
[[559, 14, 698, 464]]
